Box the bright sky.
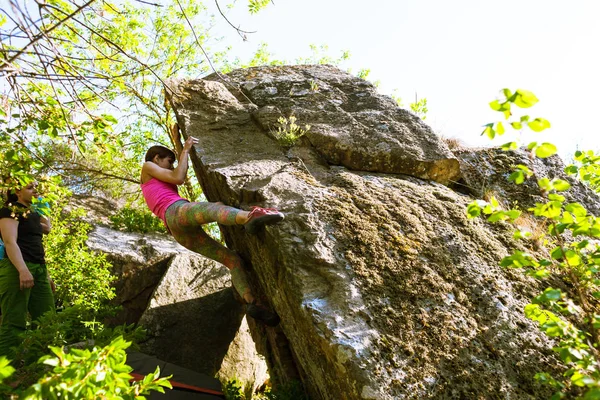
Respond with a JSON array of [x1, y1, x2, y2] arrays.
[[208, 0, 600, 160]]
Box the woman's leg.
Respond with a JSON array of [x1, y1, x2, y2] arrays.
[[165, 201, 281, 326], [167, 200, 284, 233], [166, 202, 254, 302], [169, 201, 246, 228], [0, 259, 29, 359], [170, 226, 254, 303], [27, 263, 55, 323]]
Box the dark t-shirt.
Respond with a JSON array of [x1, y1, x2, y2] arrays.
[[0, 202, 45, 264]]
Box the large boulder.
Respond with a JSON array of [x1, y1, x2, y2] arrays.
[[164, 65, 583, 399]]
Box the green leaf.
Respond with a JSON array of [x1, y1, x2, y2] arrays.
[[551, 246, 565, 260], [535, 143, 557, 158], [548, 193, 565, 202], [482, 124, 495, 139], [527, 141, 537, 150], [564, 250, 582, 266], [552, 179, 571, 192], [561, 212, 574, 224], [538, 177, 552, 192], [489, 100, 502, 111], [490, 197, 499, 208], [505, 210, 521, 220], [511, 121, 522, 130], [550, 223, 569, 235], [542, 288, 562, 301], [514, 229, 532, 240], [467, 202, 482, 218], [487, 211, 503, 222], [501, 142, 518, 151], [496, 122, 505, 135], [565, 165, 578, 175], [528, 118, 551, 132], [513, 89, 539, 108], [0, 357, 15, 381], [509, 170, 526, 184], [582, 388, 600, 399], [565, 203, 587, 217]]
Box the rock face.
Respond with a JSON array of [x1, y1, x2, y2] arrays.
[[164, 65, 583, 399], [455, 146, 600, 215], [86, 224, 268, 387]]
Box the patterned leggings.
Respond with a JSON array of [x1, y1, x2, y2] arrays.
[[165, 200, 252, 301]]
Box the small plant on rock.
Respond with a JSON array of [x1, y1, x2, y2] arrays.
[[271, 115, 310, 147]]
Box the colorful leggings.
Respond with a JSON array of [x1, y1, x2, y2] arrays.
[[164, 201, 252, 300]]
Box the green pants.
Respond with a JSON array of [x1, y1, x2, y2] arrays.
[[0, 259, 55, 360]]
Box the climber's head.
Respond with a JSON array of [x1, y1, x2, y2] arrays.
[[145, 146, 176, 170]]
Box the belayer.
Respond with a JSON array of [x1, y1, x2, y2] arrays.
[[141, 132, 283, 326]]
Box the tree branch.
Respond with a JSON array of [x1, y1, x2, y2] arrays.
[[1, 0, 97, 69]]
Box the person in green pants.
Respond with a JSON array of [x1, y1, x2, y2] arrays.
[[0, 181, 55, 360]]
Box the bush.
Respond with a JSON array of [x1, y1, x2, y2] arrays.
[[44, 205, 116, 311], [7, 306, 146, 391], [110, 206, 167, 234], [2, 337, 171, 400]]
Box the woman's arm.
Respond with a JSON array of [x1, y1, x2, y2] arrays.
[[0, 218, 34, 290], [142, 136, 198, 185], [40, 216, 51, 234]]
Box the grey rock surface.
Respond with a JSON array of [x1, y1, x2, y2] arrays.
[[164, 65, 584, 399], [455, 146, 600, 215], [86, 224, 265, 383]]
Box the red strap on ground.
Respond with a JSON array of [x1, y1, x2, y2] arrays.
[[129, 372, 225, 397]]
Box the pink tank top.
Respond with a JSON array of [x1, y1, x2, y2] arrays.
[[140, 178, 187, 224]]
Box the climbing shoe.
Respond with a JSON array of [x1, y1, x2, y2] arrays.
[[244, 206, 284, 234], [246, 302, 281, 327]]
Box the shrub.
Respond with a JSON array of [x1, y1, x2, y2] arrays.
[[44, 204, 115, 311], [110, 206, 167, 234], [2, 337, 171, 400]]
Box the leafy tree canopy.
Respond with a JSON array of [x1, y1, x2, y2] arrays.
[[0, 0, 273, 203]]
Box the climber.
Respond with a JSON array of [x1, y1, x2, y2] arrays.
[[140, 127, 283, 327], [0, 181, 55, 360]]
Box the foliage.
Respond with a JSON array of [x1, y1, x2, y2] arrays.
[[567, 150, 600, 194], [271, 116, 310, 147], [11, 336, 172, 400], [6, 306, 146, 392], [248, 0, 272, 14], [224, 378, 309, 400], [44, 201, 116, 311], [224, 378, 245, 400], [294, 44, 351, 67], [110, 206, 167, 234], [391, 91, 429, 120], [467, 89, 600, 398], [0, 0, 232, 200], [0, 357, 16, 393], [409, 98, 428, 120], [481, 88, 552, 141], [223, 42, 351, 73], [260, 380, 309, 400]]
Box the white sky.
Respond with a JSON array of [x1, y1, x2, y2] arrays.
[[207, 0, 600, 160]]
